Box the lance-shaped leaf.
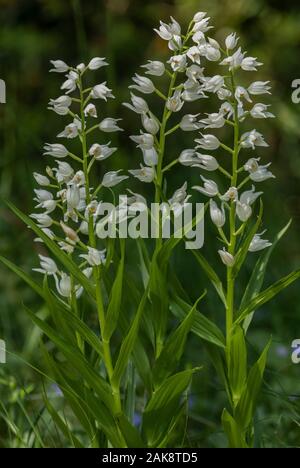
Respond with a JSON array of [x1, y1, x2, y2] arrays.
[[236, 269, 300, 325], [191, 250, 226, 305], [170, 296, 226, 348], [241, 220, 292, 332], [228, 326, 247, 407], [103, 239, 125, 341], [112, 287, 149, 388], [148, 251, 169, 354], [142, 368, 200, 447], [235, 340, 271, 430], [222, 408, 248, 448], [116, 413, 145, 448], [43, 391, 84, 448], [53, 297, 104, 358], [153, 293, 205, 386], [24, 306, 114, 411]]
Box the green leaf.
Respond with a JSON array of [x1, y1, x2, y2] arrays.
[[149, 251, 169, 354], [170, 296, 226, 348], [153, 293, 205, 386], [228, 326, 247, 406], [221, 408, 248, 448], [24, 306, 114, 411], [55, 299, 103, 358], [43, 392, 84, 448], [232, 200, 263, 278], [235, 340, 271, 430], [142, 369, 199, 447], [40, 343, 96, 440], [83, 392, 127, 447], [204, 342, 230, 398], [112, 287, 148, 387], [5, 200, 95, 299], [116, 414, 145, 448], [192, 250, 226, 305], [103, 239, 125, 341], [236, 269, 300, 325], [241, 220, 292, 332]]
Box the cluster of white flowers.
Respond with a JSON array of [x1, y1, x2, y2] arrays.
[[32, 58, 126, 299], [32, 11, 275, 284], [123, 12, 274, 266]]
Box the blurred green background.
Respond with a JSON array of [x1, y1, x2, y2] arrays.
[[1, 0, 300, 447]]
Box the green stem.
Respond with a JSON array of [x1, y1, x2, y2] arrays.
[[162, 158, 179, 173], [226, 71, 240, 345], [78, 75, 121, 415], [154, 72, 177, 249]]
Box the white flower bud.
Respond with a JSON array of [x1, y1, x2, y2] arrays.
[[249, 232, 272, 252], [50, 60, 69, 73], [248, 81, 271, 95], [179, 149, 197, 166], [43, 143, 68, 158], [250, 103, 274, 119], [166, 90, 184, 112], [193, 154, 219, 171], [193, 12, 207, 23], [236, 201, 252, 222], [91, 82, 115, 100], [89, 143, 117, 161], [218, 248, 235, 267], [241, 56, 262, 71], [66, 184, 80, 209], [30, 213, 53, 228], [99, 118, 123, 132], [80, 247, 106, 266], [123, 93, 149, 114], [187, 46, 201, 64], [60, 222, 79, 242], [221, 187, 238, 202], [142, 147, 158, 166], [195, 134, 220, 150], [84, 103, 98, 118], [130, 133, 154, 150], [129, 74, 155, 94], [168, 54, 187, 72], [56, 273, 72, 298], [102, 171, 128, 187], [141, 114, 160, 135], [129, 166, 155, 183], [210, 200, 225, 227], [240, 130, 268, 149], [192, 176, 219, 197], [61, 78, 76, 94], [225, 32, 239, 50], [180, 114, 201, 131], [244, 158, 260, 173], [141, 60, 165, 76], [88, 57, 108, 70], [79, 221, 89, 235], [33, 173, 50, 186], [76, 63, 86, 72], [240, 186, 263, 205], [33, 255, 58, 275]]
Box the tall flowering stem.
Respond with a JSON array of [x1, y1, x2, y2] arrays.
[[226, 70, 240, 342]]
